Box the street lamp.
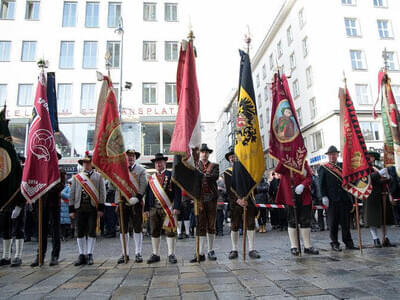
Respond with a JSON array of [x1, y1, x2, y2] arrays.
[[114, 17, 124, 118]]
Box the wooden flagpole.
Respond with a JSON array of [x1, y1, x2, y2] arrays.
[[38, 198, 43, 266], [119, 196, 128, 263]]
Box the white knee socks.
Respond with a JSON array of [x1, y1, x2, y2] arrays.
[[87, 237, 96, 254], [177, 221, 182, 235], [77, 238, 86, 255], [370, 226, 378, 240], [184, 220, 190, 235], [199, 236, 206, 255], [207, 233, 215, 252], [134, 232, 142, 255], [300, 228, 311, 249], [167, 237, 176, 256], [120, 233, 130, 256], [2, 239, 11, 259], [231, 231, 239, 251], [288, 227, 298, 248], [151, 237, 161, 256], [14, 239, 24, 258], [247, 230, 255, 251]]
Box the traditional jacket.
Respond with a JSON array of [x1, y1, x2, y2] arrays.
[[69, 170, 106, 212], [275, 161, 313, 206], [115, 163, 147, 203], [318, 162, 352, 204], [198, 160, 219, 202]]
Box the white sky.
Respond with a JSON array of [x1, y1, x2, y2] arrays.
[[181, 0, 285, 121]]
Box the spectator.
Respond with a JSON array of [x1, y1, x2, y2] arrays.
[[60, 182, 71, 240]]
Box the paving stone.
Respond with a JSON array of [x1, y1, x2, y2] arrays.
[[59, 281, 91, 289], [77, 291, 112, 300], [249, 285, 287, 296], [255, 296, 296, 300], [213, 283, 244, 292], [182, 291, 218, 300], [216, 290, 252, 300], [299, 296, 340, 300], [285, 286, 326, 297], [180, 283, 212, 293], [147, 287, 180, 298], [326, 287, 373, 298]]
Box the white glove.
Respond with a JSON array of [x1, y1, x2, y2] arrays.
[[322, 196, 329, 208], [378, 168, 390, 179], [127, 197, 139, 206], [11, 206, 22, 219], [295, 184, 305, 195]]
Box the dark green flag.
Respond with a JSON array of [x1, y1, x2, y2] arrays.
[[0, 106, 23, 211]]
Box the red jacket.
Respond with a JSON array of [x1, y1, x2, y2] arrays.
[[275, 161, 313, 206]]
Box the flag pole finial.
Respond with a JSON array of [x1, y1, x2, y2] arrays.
[[37, 58, 48, 70], [382, 47, 389, 72], [343, 70, 347, 88], [105, 51, 112, 77], [244, 25, 251, 55], [187, 16, 195, 41]]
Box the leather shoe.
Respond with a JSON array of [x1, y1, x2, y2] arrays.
[[249, 250, 261, 259], [178, 233, 184, 240], [135, 254, 143, 263], [290, 248, 300, 256], [168, 254, 177, 264], [147, 254, 160, 264], [382, 238, 396, 247], [345, 244, 359, 250], [228, 250, 238, 260], [304, 247, 319, 255], [117, 255, 129, 264], [0, 258, 11, 266], [330, 242, 342, 252], [207, 250, 217, 261], [374, 238, 382, 248], [87, 254, 94, 265], [49, 256, 58, 266], [74, 254, 87, 266], [10, 257, 22, 267], [30, 257, 39, 267], [190, 254, 205, 263]]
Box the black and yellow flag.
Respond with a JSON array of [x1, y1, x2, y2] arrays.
[[231, 50, 265, 198]]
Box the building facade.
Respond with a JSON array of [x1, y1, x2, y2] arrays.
[[0, 0, 187, 169], [217, 0, 400, 171]]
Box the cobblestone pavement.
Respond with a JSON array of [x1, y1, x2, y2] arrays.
[[1, 226, 400, 300]]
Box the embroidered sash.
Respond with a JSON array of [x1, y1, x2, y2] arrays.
[[75, 173, 99, 208]]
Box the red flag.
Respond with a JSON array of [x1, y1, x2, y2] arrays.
[[341, 88, 373, 200], [269, 73, 307, 174], [92, 76, 137, 200], [21, 72, 60, 202]]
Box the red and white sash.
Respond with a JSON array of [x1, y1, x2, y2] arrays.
[[128, 171, 139, 196], [75, 173, 99, 208], [149, 174, 176, 232]]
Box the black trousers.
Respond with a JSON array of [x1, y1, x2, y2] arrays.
[[0, 208, 25, 239], [258, 207, 267, 225], [287, 204, 312, 228], [327, 201, 353, 246], [216, 209, 224, 233], [178, 200, 192, 221], [36, 204, 61, 259], [76, 209, 97, 238]]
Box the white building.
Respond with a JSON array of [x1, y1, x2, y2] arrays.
[[0, 0, 188, 170], [224, 0, 400, 170]]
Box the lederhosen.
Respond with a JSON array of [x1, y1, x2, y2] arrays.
[[198, 162, 218, 235], [224, 168, 256, 232], [76, 171, 98, 238]]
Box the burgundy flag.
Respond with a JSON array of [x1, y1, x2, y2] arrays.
[[21, 71, 60, 202]]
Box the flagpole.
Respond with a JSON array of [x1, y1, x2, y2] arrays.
[[290, 169, 301, 256], [119, 196, 128, 263]]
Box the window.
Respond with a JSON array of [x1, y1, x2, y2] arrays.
[[360, 122, 380, 141], [306, 66, 313, 87], [355, 84, 371, 104], [374, 0, 386, 7], [256, 74, 260, 88], [259, 114, 264, 129], [108, 2, 121, 28], [377, 20, 392, 38], [107, 41, 120, 67], [0, 0, 15, 19], [83, 41, 97, 69], [344, 18, 360, 37], [165, 3, 177, 22], [25, 1, 40, 20], [292, 79, 300, 98], [0, 84, 6, 106], [162, 123, 174, 153], [85, 2, 99, 27], [59, 41, 74, 68], [80, 83, 96, 112], [350, 50, 367, 70], [262, 64, 267, 79], [342, 0, 355, 5], [143, 41, 156, 61], [57, 84, 72, 113], [309, 97, 317, 119], [385, 51, 398, 71], [0, 41, 11, 61], [296, 108, 303, 127], [143, 83, 157, 104], [311, 131, 323, 152], [391, 85, 400, 105], [302, 37, 308, 57], [277, 40, 283, 57], [143, 2, 156, 21], [165, 83, 176, 104], [165, 41, 178, 61], [287, 26, 293, 45], [62, 2, 77, 27], [298, 8, 305, 28], [21, 41, 36, 62], [142, 123, 160, 155], [17, 84, 33, 106], [269, 53, 274, 70], [290, 52, 296, 70]]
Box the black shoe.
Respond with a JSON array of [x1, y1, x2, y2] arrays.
[[135, 254, 143, 263], [49, 256, 58, 266], [249, 250, 261, 259], [228, 250, 238, 260], [74, 254, 87, 266], [330, 242, 342, 252], [304, 247, 319, 255], [345, 244, 359, 250], [178, 233, 184, 240], [117, 255, 129, 264], [10, 257, 22, 267], [30, 257, 39, 267], [24, 237, 31, 242], [168, 254, 177, 264], [374, 238, 382, 248], [207, 250, 217, 261], [382, 238, 396, 247], [147, 254, 160, 264], [87, 254, 94, 265], [190, 254, 205, 263], [290, 248, 300, 256], [0, 258, 11, 266]]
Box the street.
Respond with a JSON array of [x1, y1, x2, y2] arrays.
[[1, 226, 400, 300]]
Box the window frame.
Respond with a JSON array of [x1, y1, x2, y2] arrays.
[[350, 49, 367, 71], [142, 82, 157, 105], [377, 19, 393, 39], [59, 41, 75, 69], [25, 0, 40, 21], [62, 1, 77, 27], [143, 2, 157, 21], [0, 0, 16, 20], [0, 40, 11, 62], [85, 1, 99, 28], [107, 41, 121, 68], [164, 41, 178, 61], [107, 2, 121, 28], [309, 97, 317, 120], [80, 83, 96, 113], [21, 40, 37, 62], [165, 82, 177, 105], [82, 41, 98, 69], [57, 83, 73, 114], [164, 2, 178, 22], [17, 83, 34, 106], [143, 41, 157, 61]]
